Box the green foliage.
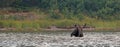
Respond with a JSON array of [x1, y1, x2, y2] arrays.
[[0, 0, 120, 20], [0, 0, 120, 28]]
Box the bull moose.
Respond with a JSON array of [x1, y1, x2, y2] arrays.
[[71, 24, 84, 37]]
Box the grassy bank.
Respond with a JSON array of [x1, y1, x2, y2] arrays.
[[0, 8, 120, 29], [0, 18, 120, 29]]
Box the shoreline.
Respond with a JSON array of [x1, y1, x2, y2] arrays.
[[0, 27, 119, 32]]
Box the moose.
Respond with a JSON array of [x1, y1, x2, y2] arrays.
[[71, 24, 86, 37]]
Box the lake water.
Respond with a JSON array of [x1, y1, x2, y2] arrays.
[[0, 30, 120, 47]]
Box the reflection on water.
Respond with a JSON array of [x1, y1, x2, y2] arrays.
[[0, 30, 120, 47]]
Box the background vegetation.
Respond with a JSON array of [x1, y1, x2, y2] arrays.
[[0, 0, 120, 29]]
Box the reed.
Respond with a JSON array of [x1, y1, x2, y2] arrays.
[[0, 18, 119, 29]]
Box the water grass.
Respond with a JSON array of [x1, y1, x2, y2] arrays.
[[0, 19, 119, 29]]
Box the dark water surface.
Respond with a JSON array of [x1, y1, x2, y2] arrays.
[[0, 30, 120, 47]]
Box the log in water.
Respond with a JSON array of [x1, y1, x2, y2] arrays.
[[0, 31, 120, 47]]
